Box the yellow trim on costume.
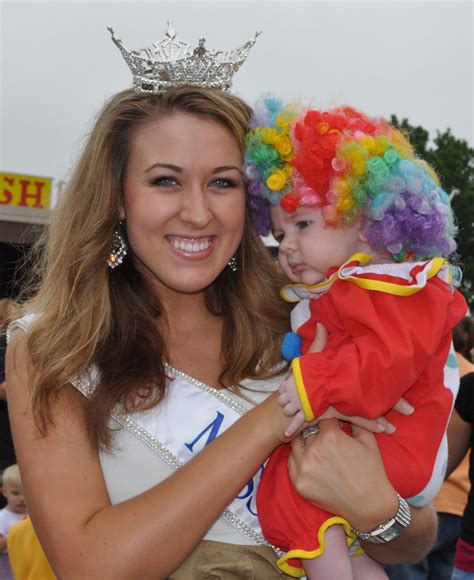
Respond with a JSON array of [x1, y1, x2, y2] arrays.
[[276, 516, 359, 577], [280, 272, 338, 303], [346, 252, 372, 266], [280, 253, 371, 302], [281, 254, 449, 301], [342, 256, 447, 295], [291, 358, 315, 422], [427, 256, 450, 281]]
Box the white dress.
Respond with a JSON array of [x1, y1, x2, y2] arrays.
[[8, 314, 284, 547]]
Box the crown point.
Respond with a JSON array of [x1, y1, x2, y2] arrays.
[[166, 22, 176, 39]]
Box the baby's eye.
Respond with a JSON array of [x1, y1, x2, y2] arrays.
[[273, 232, 284, 244], [296, 220, 312, 230], [152, 176, 179, 187]]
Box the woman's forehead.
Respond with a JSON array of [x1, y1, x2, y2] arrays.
[[129, 113, 242, 166]]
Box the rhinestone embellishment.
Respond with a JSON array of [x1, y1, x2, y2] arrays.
[[109, 23, 261, 94]]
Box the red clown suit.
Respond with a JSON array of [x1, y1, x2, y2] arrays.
[[257, 254, 467, 577]]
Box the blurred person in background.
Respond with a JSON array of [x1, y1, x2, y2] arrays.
[[386, 315, 474, 579], [0, 299, 19, 509], [0, 464, 27, 580], [8, 516, 55, 580]]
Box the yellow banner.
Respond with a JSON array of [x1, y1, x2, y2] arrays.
[[0, 172, 52, 210]]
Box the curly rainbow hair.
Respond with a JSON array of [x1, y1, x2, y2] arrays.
[[244, 97, 457, 262]]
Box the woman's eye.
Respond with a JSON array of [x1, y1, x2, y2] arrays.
[[210, 178, 238, 189], [152, 176, 178, 187], [296, 221, 311, 230]]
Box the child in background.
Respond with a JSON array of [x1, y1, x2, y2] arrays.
[[8, 516, 55, 580], [244, 99, 467, 579], [0, 464, 27, 580]]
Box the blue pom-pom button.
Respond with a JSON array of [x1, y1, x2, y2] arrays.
[[281, 332, 302, 361]]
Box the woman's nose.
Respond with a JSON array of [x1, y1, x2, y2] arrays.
[[179, 187, 213, 228]]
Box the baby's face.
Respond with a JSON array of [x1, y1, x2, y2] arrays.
[[3, 482, 27, 515], [270, 204, 365, 285]]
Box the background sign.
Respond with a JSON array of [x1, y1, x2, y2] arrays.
[[0, 172, 52, 210]]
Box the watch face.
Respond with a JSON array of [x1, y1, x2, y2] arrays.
[[380, 525, 402, 542]]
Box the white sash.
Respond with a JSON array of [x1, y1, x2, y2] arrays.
[[71, 364, 275, 549]]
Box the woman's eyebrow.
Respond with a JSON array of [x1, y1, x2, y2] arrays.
[[212, 165, 243, 175], [145, 162, 183, 173]]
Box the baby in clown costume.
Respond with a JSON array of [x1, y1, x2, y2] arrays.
[[244, 99, 467, 579]]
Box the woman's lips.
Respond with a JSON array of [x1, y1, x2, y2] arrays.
[[166, 235, 215, 259]]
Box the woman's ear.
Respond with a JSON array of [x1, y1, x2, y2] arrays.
[[119, 206, 125, 221]]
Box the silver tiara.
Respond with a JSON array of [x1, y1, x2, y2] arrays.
[[108, 23, 261, 94]]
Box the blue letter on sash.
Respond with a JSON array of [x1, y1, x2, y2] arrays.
[[236, 466, 264, 517], [185, 411, 225, 453]]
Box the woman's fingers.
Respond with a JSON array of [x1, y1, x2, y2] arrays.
[[288, 418, 399, 529], [316, 406, 397, 434], [391, 397, 414, 416]]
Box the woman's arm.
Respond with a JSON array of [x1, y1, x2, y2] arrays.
[[446, 407, 471, 477], [6, 331, 288, 580], [288, 419, 437, 564]]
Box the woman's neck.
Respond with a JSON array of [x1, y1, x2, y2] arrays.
[[159, 289, 226, 388]]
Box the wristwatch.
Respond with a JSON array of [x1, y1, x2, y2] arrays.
[[350, 493, 411, 544]]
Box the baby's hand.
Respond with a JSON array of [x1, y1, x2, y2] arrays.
[[278, 373, 305, 437], [309, 322, 328, 353]]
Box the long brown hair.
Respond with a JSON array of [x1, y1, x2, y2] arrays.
[[24, 87, 290, 448]]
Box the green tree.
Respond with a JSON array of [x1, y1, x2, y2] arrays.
[[391, 115, 474, 309]]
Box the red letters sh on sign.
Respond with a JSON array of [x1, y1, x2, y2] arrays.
[[0, 172, 52, 209]]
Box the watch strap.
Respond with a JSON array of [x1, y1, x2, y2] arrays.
[[350, 493, 411, 544]]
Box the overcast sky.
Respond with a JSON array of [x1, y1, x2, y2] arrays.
[[1, 0, 472, 185]]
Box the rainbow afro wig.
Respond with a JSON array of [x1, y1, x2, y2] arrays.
[[244, 96, 457, 262]]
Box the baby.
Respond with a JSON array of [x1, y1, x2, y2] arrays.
[[244, 99, 467, 579], [0, 464, 27, 580]]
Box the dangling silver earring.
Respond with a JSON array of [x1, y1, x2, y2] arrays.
[[227, 256, 238, 272], [107, 222, 128, 270]]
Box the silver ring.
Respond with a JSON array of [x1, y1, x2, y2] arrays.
[[300, 424, 320, 446]]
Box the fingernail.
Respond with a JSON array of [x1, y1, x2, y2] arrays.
[[385, 422, 396, 434], [375, 420, 386, 432], [402, 401, 414, 414]]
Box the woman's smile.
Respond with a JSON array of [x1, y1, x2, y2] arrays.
[[166, 235, 215, 258]]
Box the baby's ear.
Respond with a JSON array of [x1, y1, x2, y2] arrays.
[[358, 229, 368, 243]]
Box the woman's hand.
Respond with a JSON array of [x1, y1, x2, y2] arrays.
[[315, 397, 414, 435], [288, 418, 437, 564], [288, 419, 399, 529], [258, 391, 303, 445]]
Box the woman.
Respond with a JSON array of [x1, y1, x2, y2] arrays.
[[6, 84, 437, 578], [445, 317, 474, 579]]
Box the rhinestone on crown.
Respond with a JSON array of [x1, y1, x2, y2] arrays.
[[108, 23, 261, 94]]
